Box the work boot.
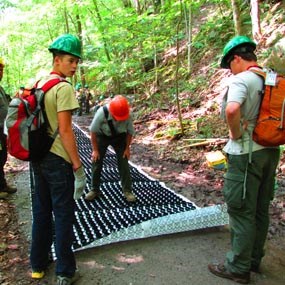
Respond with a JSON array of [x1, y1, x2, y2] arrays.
[[85, 190, 101, 201], [56, 270, 80, 285], [124, 192, 136, 202], [0, 192, 8, 199], [31, 271, 45, 279], [208, 263, 250, 284]]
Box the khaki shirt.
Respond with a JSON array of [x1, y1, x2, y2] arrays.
[[37, 74, 79, 163]]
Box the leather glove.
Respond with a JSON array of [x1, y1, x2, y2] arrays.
[[73, 165, 86, 200]]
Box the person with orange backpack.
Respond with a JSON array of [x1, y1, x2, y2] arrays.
[[85, 95, 136, 202], [208, 36, 280, 284], [0, 57, 17, 199]]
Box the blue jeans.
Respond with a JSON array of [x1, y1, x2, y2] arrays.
[[30, 152, 76, 277]]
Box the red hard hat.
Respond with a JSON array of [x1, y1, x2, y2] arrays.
[[109, 95, 130, 121]]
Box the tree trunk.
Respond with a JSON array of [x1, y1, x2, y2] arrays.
[[132, 0, 141, 14], [64, 7, 70, 33], [75, 13, 85, 86], [92, 0, 112, 62], [175, 0, 184, 136], [250, 0, 262, 41], [154, 44, 158, 87], [122, 0, 132, 8], [183, 2, 193, 74], [231, 0, 242, 35], [153, 0, 161, 13]]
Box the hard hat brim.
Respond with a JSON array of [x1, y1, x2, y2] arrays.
[[220, 42, 256, 69], [112, 112, 130, 121]]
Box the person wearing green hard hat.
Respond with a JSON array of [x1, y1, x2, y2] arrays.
[[220, 35, 256, 69], [29, 34, 86, 285], [48, 33, 82, 59], [208, 36, 280, 284], [75, 82, 82, 91]]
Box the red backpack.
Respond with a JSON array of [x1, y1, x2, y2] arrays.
[[250, 68, 285, 146], [5, 78, 67, 161]]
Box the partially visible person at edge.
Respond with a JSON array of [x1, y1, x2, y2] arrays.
[[208, 36, 280, 284], [0, 57, 17, 199], [85, 95, 136, 203], [29, 34, 86, 285]]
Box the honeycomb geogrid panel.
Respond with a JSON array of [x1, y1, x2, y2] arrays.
[[72, 125, 199, 250], [70, 124, 228, 252], [31, 124, 228, 257]]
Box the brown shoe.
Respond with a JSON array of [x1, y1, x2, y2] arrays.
[[85, 190, 101, 201], [3, 185, 17, 194], [208, 263, 250, 284], [0, 192, 9, 199], [124, 192, 136, 202]]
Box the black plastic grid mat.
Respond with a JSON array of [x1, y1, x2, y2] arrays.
[[72, 125, 197, 250]]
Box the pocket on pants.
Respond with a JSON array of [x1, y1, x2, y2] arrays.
[[223, 172, 245, 209]]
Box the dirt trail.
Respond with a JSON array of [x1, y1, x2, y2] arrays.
[[0, 113, 285, 285]]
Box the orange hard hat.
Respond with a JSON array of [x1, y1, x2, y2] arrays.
[[109, 95, 130, 121]]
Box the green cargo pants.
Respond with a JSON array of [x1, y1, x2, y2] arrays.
[[223, 148, 280, 274], [91, 133, 132, 193]]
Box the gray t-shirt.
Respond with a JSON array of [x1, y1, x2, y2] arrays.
[[89, 105, 135, 136], [223, 70, 266, 155]]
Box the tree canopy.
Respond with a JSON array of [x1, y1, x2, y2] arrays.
[[0, 0, 284, 101]]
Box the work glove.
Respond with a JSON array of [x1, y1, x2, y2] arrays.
[[73, 165, 86, 200]]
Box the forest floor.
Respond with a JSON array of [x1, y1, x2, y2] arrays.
[[0, 112, 285, 285]]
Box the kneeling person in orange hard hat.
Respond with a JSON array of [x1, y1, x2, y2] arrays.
[[86, 95, 136, 202]]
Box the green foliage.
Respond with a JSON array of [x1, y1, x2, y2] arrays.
[[196, 117, 213, 138], [192, 8, 234, 57], [0, 0, 282, 109], [0, 0, 15, 10]]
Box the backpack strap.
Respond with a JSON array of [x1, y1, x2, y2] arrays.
[[103, 105, 117, 137], [248, 67, 266, 79], [247, 67, 266, 163], [34, 77, 68, 139], [38, 77, 67, 93]]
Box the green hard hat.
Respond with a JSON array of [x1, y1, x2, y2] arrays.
[[221, 35, 256, 69], [48, 34, 82, 59], [75, 82, 82, 90]]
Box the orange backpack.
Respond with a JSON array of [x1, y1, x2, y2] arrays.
[[250, 68, 285, 146]]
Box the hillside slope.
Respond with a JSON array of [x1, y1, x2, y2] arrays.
[[134, 1, 285, 163], [129, 1, 285, 235], [0, 2, 284, 285]]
